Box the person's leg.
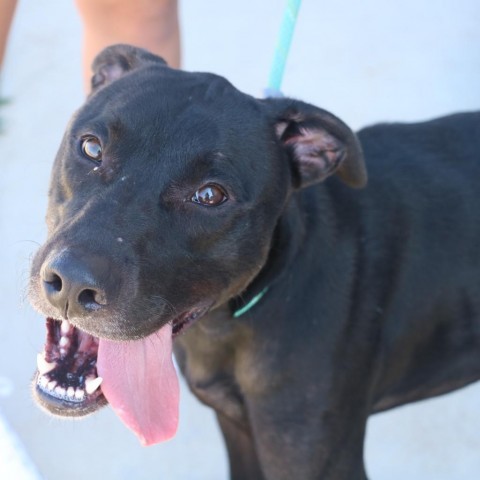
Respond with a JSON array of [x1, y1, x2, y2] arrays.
[[0, 0, 17, 71], [75, 0, 180, 92]]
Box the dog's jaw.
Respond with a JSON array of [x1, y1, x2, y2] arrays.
[[32, 304, 212, 444], [33, 318, 107, 417]]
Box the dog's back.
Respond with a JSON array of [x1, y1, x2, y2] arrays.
[[345, 112, 480, 410]]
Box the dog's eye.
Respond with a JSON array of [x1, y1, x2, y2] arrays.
[[192, 184, 228, 206], [81, 136, 102, 162]]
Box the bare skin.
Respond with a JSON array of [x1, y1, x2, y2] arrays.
[[75, 0, 180, 91], [0, 0, 180, 92], [0, 0, 17, 72]]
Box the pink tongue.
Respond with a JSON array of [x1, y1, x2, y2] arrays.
[[97, 323, 179, 446]]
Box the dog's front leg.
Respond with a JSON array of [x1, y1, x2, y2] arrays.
[[216, 413, 266, 480], [245, 388, 369, 480]]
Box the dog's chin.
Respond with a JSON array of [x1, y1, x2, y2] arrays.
[[33, 306, 210, 417]]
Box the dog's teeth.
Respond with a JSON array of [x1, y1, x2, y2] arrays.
[[59, 336, 70, 347], [55, 385, 66, 396], [37, 353, 56, 374], [38, 375, 49, 388], [74, 389, 85, 400], [61, 320, 71, 335], [67, 386, 75, 398], [85, 376, 103, 395], [47, 380, 57, 391]]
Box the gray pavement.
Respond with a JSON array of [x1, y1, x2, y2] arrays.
[[0, 1, 479, 479]]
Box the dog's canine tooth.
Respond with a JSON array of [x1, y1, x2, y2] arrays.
[[37, 353, 56, 374], [59, 336, 70, 347], [85, 376, 103, 395]]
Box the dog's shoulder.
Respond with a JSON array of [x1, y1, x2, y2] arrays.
[[355, 111, 480, 183], [357, 111, 480, 155]]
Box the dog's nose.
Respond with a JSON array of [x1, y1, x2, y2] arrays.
[[41, 250, 111, 318]]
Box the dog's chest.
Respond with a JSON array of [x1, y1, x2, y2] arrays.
[[174, 309, 251, 423], [186, 370, 246, 423]]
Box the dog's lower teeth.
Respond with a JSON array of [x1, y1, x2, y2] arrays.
[[55, 385, 66, 396], [74, 389, 85, 400], [37, 374, 90, 403], [59, 336, 70, 347], [85, 376, 103, 394], [37, 353, 56, 374], [39, 376, 49, 388]]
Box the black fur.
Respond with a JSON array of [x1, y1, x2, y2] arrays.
[[30, 45, 480, 479]]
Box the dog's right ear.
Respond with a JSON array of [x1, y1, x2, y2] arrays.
[[90, 44, 168, 93], [263, 98, 367, 189]]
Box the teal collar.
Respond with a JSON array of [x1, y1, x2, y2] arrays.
[[232, 286, 270, 318]]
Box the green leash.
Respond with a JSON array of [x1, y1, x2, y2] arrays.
[[264, 0, 302, 97], [232, 1, 301, 317]]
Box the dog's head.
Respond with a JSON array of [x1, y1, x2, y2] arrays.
[[29, 44, 366, 444]]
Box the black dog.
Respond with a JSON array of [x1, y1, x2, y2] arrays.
[[29, 45, 480, 479]]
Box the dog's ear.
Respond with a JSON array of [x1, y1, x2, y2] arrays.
[[90, 44, 167, 93], [264, 98, 367, 189]]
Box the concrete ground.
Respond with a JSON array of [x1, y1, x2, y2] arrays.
[[0, 1, 479, 479]]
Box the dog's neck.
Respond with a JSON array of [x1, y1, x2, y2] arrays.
[[228, 192, 309, 316]]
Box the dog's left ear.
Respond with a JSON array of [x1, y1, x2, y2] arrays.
[[90, 44, 168, 93], [264, 98, 367, 189]]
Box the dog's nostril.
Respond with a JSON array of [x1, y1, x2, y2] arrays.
[[78, 288, 107, 310], [44, 273, 63, 293]]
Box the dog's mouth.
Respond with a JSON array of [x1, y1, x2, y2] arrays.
[[172, 308, 208, 337], [33, 306, 209, 445], [34, 318, 106, 416]]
